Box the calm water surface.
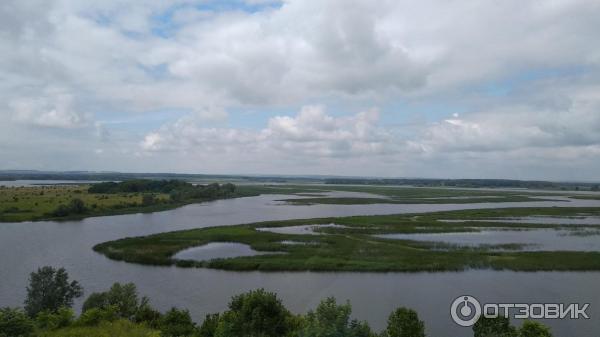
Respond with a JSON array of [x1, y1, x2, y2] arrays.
[[1, 192, 600, 336], [376, 228, 600, 251]]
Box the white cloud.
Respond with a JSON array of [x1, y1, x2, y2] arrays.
[[9, 90, 90, 129], [141, 105, 395, 158], [2, 0, 600, 179]]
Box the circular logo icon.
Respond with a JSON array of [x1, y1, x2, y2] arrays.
[[450, 295, 482, 327]]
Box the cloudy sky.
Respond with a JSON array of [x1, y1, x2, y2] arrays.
[[1, 0, 600, 180]]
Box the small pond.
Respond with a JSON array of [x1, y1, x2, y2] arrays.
[[173, 242, 280, 261]]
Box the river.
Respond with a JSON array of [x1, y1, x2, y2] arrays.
[[1, 192, 600, 336]]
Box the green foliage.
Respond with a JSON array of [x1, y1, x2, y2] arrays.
[[24, 267, 83, 317], [299, 297, 375, 337], [518, 321, 553, 337], [77, 306, 119, 326], [82, 283, 144, 320], [0, 307, 34, 337], [215, 289, 295, 337], [39, 319, 160, 337], [473, 316, 517, 337], [133, 300, 162, 329], [51, 198, 87, 217], [158, 308, 198, 337], [198, 314, 220, 337], [88, 180, 236, 201], [384, 308, 425, 337], [36, 307, 75, 331]]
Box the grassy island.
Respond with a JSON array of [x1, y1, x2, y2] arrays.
[[94, 207, 600, 272]]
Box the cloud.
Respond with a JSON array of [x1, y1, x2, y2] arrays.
[[2, 0, 600, 179], [9, 90, 91, 129], [141, 105, 395, 158]]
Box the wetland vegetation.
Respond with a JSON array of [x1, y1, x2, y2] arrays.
[[93, 207, 600, 272]]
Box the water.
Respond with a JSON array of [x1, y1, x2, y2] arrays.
[[2, 192, 600, 336], [256, 223, 347, 235], [441, 216, 600, 226], [376, 228, 600, 251], [173, 242, 282, 261]]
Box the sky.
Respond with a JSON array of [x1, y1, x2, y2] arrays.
[[1, 0, 600, 180]]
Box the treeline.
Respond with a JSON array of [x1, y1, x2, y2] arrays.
[[0, 171, 318, 184], [325, 178, 598, 190], [0, 266, 555, 337], [88, 180, 236, 202]]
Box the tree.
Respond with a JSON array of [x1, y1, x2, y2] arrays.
[[82, 283, 143, 320], [473, 316, 517, 337], [0, 307, 34, 337], [299, 297, 375, 337], [24, 266, 83, 317], [518, 321, 553, 337], [385, 307, 425, 337], [198, 313, 220, 337], [158, 308, 198, 337], [215, 289, 296, 337]]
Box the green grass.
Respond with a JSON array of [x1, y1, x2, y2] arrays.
[[0, 184, 261, 222], [94, 207, 600, 272], [39, 320, 159, 337]]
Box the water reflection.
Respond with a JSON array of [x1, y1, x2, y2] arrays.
[[174, 242, 282, 261]]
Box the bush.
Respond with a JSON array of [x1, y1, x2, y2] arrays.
[[473, 316, 517, 337], [299, 297, 374, 337], [215, 289, 296, 337], [77, 307, 119, 326], [39, 319, 160, 337], [0, 307, 34, 337], [133, 301, 162, 328], [384, 307, 425, 337], [518, 321, 553, 337], [158, 308, 198, 337], [82, 283, 144, 320], [50, 199, 87, 217], [198, 314, 220, 337], [36, 307, 75, 331]]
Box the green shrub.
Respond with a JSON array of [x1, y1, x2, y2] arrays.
[[299, 297, 374, 337], [76, 307, 119, 326], [384, 307, 425, 337], [36, 307, 75, 330], [0, 307, 34, 337], [158, 308, 198, 337], [39, 319, 160, 337], [518, 320, 553, 337], [215, 289, 296, 337]]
